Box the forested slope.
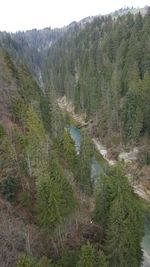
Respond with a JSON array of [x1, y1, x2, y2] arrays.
[[0, 27, 66, 80], [0, 7, 149, 267], [44, 10, 150, 149], [0, 48, 78, 266], [0, 47, 145, 267]]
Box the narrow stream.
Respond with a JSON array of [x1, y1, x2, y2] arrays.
[[68, 124, 150, 267], [68, 125, 105, 178]]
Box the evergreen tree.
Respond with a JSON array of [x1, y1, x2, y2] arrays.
[[76, 244, 97, 267], [16, 253, 37, 267], [93, 175, 110, 234], [94, 165, 144, 267], [77, 130, 93, 195], [122, 65, 143, 142], [36, 157, 75, 232], [104, 165, 144, 267], [142, 72, 150, 134], [44, 11, 150, 145], [63, 129, 77, 170], [76, 244, 108, 267], [16, 253, 53, 267]]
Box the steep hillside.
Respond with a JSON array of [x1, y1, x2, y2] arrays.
[[0, 48, 109, 267], [0, 27, 65, 81], [111, 5, 149, 17], [0, 49, 78, 266], [44, 9, 150, 150], [0, 7, 149, 267], [0, 6, 148, 82]]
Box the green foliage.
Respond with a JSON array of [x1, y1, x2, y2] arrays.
[[16, 253, 36, 267], [44, 12, 150, 144], [38, 256, 53, 267], [0, 124, 6, 138], [58, 250, 78, 267], [36, 157, 75, 232], [63, 112, 79, 127], [76, 243, 97, 267], [122, 65, 144, 142], [0, 176, 19, 202], [96, 251, 108, 267], [11, 96, 28, 125], [142, 72, 150, 134], [63, 129, 77, 169], [138, 145, 150, 165], [76, 244, 108, 267], [24, 105, 47, 177], [16, 253, 53, 267], [18, 63, 41, 104], [0, 45, 78, 266], [94, 164, 144, 267], [0, 11, 149, 267], [74, 82, 81, 113], [25, 106, 45, 140], [49, 93, 64, 141], [40, 91, 64, 140], [0, 134, 17, 172], [77, 130, 93, 195], [4, 50, 19, 80], [93, 175, 110, 232], [18, 192, 31, 207], [40, 95, 52, 133]]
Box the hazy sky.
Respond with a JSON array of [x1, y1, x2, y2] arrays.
[[0, 0, 149, 32]]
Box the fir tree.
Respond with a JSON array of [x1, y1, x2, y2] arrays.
[[77, 130, 93, 195]]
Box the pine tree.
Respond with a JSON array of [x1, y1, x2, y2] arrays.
[[77, 130, 93, 195], [16, 253, 37, 267], [93, 175, 111, 234], [104, 165, 144, 267], [16, 253, 53, 267], [63, 129, 77, 170], [76, 244, 97, 267], [142, 72, 150, 134], [36, 157, 75, 232], [76, 244, 108, 267], [122, 65, 143, 142]]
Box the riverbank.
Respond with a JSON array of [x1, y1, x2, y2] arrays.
[[57, 96, 86, 125], [57, 96, 150, 202], [67, 118, 150, 267], [58, 96, 116, 165]]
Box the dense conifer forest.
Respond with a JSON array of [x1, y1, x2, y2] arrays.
[[0, 6, 149, 267], [44, 9, 150, 148]]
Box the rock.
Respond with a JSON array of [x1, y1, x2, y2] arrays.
[[119, 147, 139, 163]]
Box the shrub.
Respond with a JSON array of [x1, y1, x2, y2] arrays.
[[0, 176, 19, 201]]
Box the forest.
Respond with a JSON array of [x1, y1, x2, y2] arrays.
[[44, 9, 150, 149], [0, 7, 150, 267]]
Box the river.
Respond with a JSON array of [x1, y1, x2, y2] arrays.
[[68, 125, 150, 267]]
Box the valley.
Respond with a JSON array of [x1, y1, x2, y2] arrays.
[[0, 6, 150, 267]]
